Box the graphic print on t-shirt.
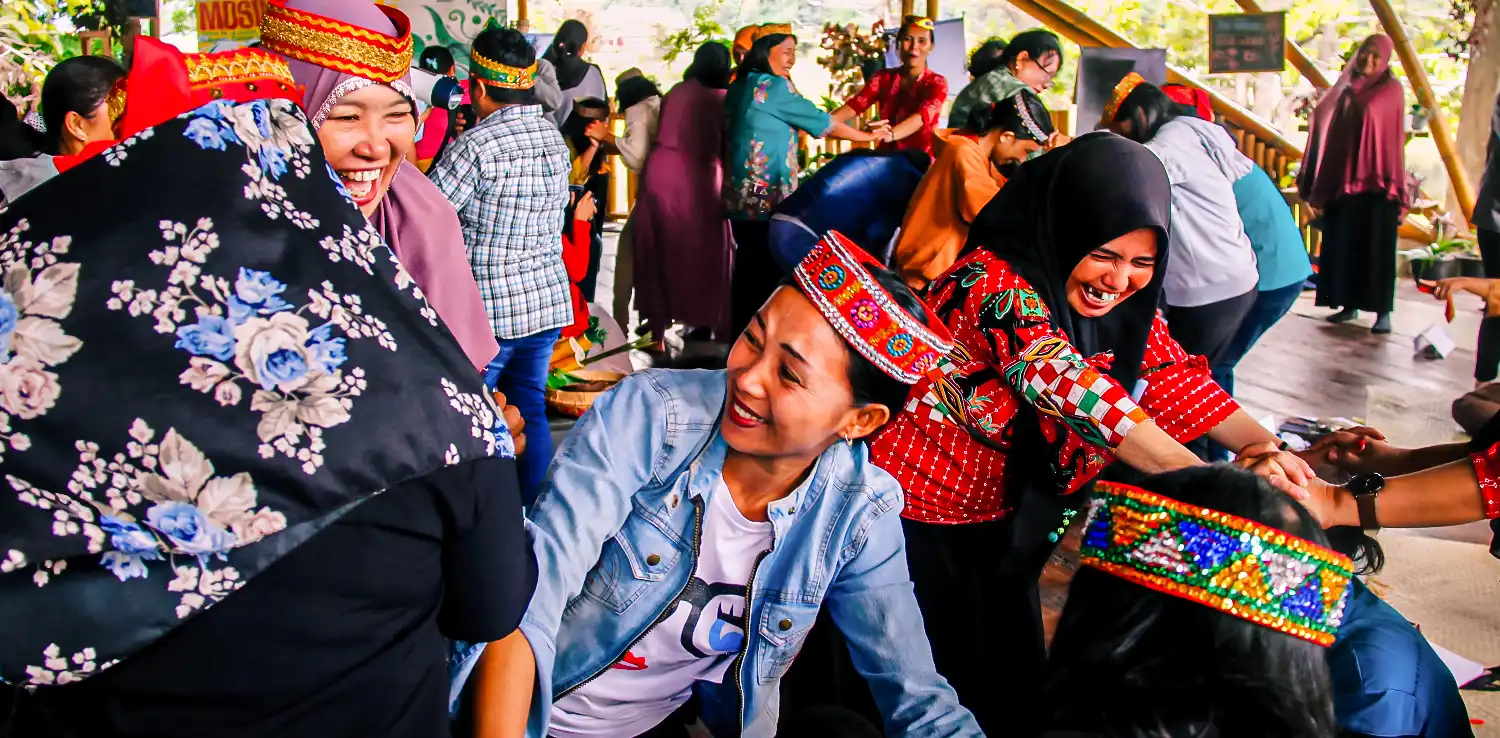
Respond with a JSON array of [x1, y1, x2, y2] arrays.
[[549, 482, 777, 738]]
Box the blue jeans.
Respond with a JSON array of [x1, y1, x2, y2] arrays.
[[485, 329, 561, 501], [1209, 281, 1303, 460]]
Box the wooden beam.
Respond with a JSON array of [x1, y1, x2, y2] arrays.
[[516, 0, 530, 31], [926, 0, 939, 21], [900, 0, 916, 19], [1367, 0, 1476, 225], [1007, 0, 1302, 160], [1229, 0, 1332, 88]]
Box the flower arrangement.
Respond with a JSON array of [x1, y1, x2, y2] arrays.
[[817, 20, 887, 102]]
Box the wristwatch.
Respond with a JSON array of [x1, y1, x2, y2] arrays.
[[1348, 473, 1384, 533]]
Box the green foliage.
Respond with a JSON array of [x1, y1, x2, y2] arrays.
[[1, 0, 100, 112], [661, 0, 730, 64]]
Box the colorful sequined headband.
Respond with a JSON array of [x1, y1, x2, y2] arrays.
[[1100, 71, 1146, 127], [902, 16, 936, 32], [1080, 482, 1354, 647], [793, 231, 954, 384], [468, 17, 538, 89], [1010, 91, 1048, 142], [260, 0, 414, 85]]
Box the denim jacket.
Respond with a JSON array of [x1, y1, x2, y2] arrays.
[[451, 369, 980, 738]]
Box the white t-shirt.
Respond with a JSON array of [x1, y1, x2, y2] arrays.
[[550, 482, 775, 737]]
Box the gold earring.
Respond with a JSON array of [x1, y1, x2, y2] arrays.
[[842, 432, 852, 445]]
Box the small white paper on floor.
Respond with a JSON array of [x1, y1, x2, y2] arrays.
[[1428, 640, 1488, 687]]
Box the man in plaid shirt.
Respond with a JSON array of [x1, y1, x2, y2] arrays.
[[431, 24, 571, 498]]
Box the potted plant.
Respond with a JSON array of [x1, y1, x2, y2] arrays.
[[1407, 236, 1482, 285]]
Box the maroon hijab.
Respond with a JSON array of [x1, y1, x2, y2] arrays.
[[1298, 35, 1406, 208], [269, 0, 498, 371]]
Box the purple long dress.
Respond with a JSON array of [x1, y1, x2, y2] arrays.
[[631, 79, 732, 337]]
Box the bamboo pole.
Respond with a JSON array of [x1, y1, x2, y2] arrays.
[[1228, 0, 1332, 88], [1367, 0, 1476, 225], [1008, 0, 1302, 160], [926, 0, 939, 21], [515, 0, 530, 31], [900, 0, 915, 19]]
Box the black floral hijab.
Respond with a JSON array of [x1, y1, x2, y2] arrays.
[[0, 96, 509, 685]]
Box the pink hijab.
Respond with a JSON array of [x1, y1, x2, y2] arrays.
[[272, 0, 499, 371], [1297, 35, 1406, 209]]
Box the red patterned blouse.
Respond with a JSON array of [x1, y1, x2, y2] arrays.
[[870, 251, 1239, 524], [843, 67, 949, 155]]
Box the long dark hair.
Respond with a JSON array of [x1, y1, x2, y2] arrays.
[[1113, 82, 1179, 144], [1043, 466, 1340, 738], [735, 33, 794, 81], [544, 19, 593, 90], [40, 55, 125, 154], [684, 41, 732, 89], [963, 88, 1054, 141]]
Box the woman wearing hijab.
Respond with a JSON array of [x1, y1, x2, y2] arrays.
[[257, 0, 499, 372], [543, 19, 609, 129], [0, 39, 535, 737], [724, 29, 887, 340], [631, 42, 735, 341], [869, 133, 1315, 733], [1299, 35, 1408, 335]]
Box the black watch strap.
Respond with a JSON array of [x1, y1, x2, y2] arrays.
[[1349, 473, 1385, 533]]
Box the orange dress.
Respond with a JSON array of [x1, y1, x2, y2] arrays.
[[891, 130, 1007, 288]]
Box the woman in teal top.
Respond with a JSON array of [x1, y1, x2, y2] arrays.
[[724, 29, 884, 339]]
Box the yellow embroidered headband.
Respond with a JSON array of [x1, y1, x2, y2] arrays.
[[471, 18, 538, 89], [1100, 72, 1146, 127], [757, 23, 794, 39], [902, 16, 936, 33]]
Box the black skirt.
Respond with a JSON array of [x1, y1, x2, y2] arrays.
[[1314, 192, 1400, 313]]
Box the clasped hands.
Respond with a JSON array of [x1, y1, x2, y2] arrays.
[[1234, 426, 1390, 525]]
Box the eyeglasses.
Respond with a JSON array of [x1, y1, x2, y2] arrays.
[[1030, 56, 1060, 82]]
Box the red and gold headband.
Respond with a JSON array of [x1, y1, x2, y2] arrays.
[[757, 23, 794, 39], [61, 38, 302, 174], [1100, 71, 1146, 127], [260, 0, 414, 85], [1080, 482, 1353, 647], [793, 232, 954, 384]]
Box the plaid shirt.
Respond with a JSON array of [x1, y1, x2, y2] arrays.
[[430, 104, 572, 340]]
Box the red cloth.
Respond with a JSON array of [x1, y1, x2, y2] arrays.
[[844, 67, 948, 155], [561, 218, 592, 339], [1161, 83, 1213, 122], [869, 252, 1237, 524], [1470, 442, 1500, 520], [1298, 35, 1406, 208]]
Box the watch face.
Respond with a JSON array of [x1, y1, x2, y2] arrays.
[[1351, 473, 1384, 495]]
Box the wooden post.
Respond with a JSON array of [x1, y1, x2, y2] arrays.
[[79, 29, 112, 57], [925, 0, 939, 21], [900, 0, 915, 20], [515, 0, 530, 32], [1367, 0, 1476, 226], [1229, 0, 1332, 88]]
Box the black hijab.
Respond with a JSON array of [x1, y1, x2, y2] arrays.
[[544, 19, 594, 91], [965, 131, 1171, 391]]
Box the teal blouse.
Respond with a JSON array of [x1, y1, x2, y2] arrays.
[[722, 72, 833, 221]]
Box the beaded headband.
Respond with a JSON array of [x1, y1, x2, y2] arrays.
[[1100, 71, 1146, 127], [902, 16, 936, 32], [470, 17, 538, 89], [793, 231, 954, 384], [1009, 90, 1048, 142], [1080, 482, 1354, 647], [260, 0, 414, 85]]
